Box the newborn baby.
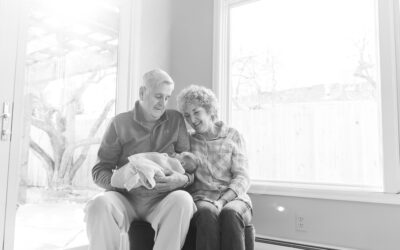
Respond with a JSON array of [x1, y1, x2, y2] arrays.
[[111, 152, 199, 191]]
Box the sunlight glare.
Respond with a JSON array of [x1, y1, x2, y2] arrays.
[[39, 0, 100, 27]]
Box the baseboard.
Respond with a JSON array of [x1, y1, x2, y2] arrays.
[[255, 237, 341, 250]]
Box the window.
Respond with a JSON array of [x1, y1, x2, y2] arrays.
[[214, 0, 400, 193]]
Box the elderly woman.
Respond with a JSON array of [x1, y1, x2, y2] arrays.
[[177, 85, 252, 250]]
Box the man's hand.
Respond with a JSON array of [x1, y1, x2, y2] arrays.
[[154, 171, 187, 192]]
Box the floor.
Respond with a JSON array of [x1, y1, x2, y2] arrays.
[[14, 203, 88, 250], [13, 203, 298, 250], [255, 242, 299, 250]]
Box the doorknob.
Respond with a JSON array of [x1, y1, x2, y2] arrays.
[[0, 112, 10, 118], [1, 101, 12, 141]]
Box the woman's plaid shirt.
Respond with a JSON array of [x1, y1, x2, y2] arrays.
[[187, 121, 252, 207]]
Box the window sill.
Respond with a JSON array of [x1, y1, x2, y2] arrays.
[[248, 181, 400, 205]]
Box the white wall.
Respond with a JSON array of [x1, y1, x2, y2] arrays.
[[135, 0, 213, 110], [252, 194, 400, 250], [131, 0, 173, 106], [168, 1, 400, 250], [136, 0, 172, 75], [169, 0, 214, 109]]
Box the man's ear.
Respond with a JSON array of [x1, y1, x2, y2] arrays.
[[139, 86, 146, 101]]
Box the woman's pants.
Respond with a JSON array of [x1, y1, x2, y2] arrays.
[[193, 199, 252, 250]]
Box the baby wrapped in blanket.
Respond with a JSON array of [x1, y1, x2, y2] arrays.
[[111, 152, 198, 191]]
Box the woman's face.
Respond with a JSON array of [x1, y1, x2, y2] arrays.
[[182, 102, 214, 134]]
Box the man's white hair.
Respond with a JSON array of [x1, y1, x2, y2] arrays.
[[142, 69, 174, 89]]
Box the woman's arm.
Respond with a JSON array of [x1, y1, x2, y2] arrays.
[[227, 130, 251, 197], [213, 129, 250, 210]]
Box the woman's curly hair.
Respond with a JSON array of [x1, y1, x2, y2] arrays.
[[177, 85, 219, 121]]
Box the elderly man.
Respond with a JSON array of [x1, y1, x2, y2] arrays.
[[85, 69, 196, 250]]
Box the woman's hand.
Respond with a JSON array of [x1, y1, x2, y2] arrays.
[[213, 199, 227, 211]]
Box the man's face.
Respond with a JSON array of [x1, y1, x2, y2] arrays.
[[141, 82, 174, 121]]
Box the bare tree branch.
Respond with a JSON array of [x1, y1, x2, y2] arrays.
[[87, 99, 115, 138], [66, 71, 113, 107], [31, 117, 57, 135], [69, 138, 101, 181], [59, 137, 101, 178], [58, 99, 115, 181], [354, 37, 376, 88], [31, 117, 65, 154], [69, 99, 115, 180], [29, 139, 55, 174]]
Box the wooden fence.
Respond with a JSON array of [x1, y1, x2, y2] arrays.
[[232, 100, 382, 188]]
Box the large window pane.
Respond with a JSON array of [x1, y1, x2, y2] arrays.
[[14, 0, 123, 248], [229, 0, 382, 190]]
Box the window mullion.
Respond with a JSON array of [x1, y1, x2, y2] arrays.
[[378, 0, 400, 193], [116, 0, 140, 113], [213, 0, 230, 123]]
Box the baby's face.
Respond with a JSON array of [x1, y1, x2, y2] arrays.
[[182, 159, 197, 173], [176, 153, 197, 173]]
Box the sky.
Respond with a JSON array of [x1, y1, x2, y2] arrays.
[[230, 0, 378, 91]]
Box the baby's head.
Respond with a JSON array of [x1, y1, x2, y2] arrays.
[[174, 152, 199, 173]]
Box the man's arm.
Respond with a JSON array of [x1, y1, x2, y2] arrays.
[[92, 119, 125, 191]]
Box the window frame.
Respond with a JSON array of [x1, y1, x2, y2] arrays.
[[213, 0, 400, 199]]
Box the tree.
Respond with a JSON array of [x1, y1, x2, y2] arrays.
[[231, 52, 278, 109], [28, 71, 115, 189], [354, 37, 376, 88]]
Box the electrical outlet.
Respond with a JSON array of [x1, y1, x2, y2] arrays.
[[295, 214, 307, 232]]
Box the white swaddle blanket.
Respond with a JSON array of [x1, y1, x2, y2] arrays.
[[111, 152, 185, 190]]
